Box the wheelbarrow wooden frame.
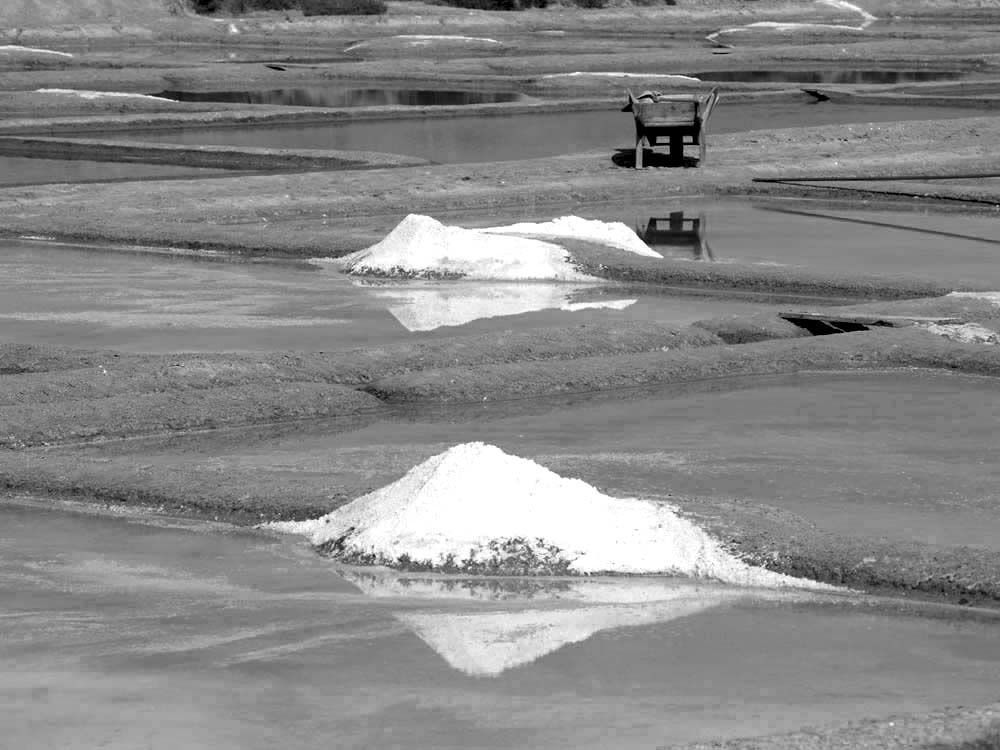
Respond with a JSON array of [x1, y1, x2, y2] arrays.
[[625, 87, 719, 168]]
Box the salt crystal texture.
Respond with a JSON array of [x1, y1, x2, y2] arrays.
[[341, 214, 594, 281], [483, 216, 662, 258], [920, 322, 1000, 345], [269, 443, 835, 589]]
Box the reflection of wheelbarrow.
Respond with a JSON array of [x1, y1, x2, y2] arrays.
[[636, 211, 713, 260], [623, 87, 719, 168]]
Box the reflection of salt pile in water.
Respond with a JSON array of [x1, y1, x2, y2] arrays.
[[339, 570, 833, 677], [483, 216, 663, 259], [357, 281, 635, 331], [341, 214, 658, 281], [339, 567, 830, 605], [269, 443, 834, 589], [400, 596, 736, 677]]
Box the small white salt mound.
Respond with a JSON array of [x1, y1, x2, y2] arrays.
[[0, 45, 73, 57], [483, 216, 662, 259], [345, 35, 502, 52], [707, 0, 875, 44], [818, 0, 877, 24], [948, 291, 1000, 306], [562, 299, 635, 312], [366, 282, 635, 331], [541, 72, 701, 82], [398, 34, 502, 44], [708, 22, 870, 44], [35, 88, 165, 101], [269, 443, 835, 589], [341, 214, 594, 282], [920, 322, 1000, 345]]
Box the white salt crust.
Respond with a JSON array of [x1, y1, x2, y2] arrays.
[[540, 72, 701, 82], [483, 216, 662, 258], [35, 88, 165, 101], [920, 322, 1000, 345], [707, 0, 876, 44], [341, 214, 661, 281], [1, 45, 73, 57], [341, 214, 593, 281]]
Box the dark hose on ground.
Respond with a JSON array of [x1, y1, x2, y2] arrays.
[[752, 174, 1000, 206]]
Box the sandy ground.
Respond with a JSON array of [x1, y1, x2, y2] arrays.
[[2, 1, 1000, 746]]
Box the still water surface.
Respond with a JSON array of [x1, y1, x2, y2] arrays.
[[3, 502, 999, 750]]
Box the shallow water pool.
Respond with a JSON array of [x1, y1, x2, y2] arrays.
[[0, 239, 787, 353], [2, 502, 999, 750], [105, 100, 981, 164], [0, 155, 235, 187]]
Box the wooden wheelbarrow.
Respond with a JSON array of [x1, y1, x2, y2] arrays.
[[623, 87, 720, 168]]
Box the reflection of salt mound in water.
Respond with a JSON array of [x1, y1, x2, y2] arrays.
[[398, 594, 740, 677], [341, 214, 593, 282], [341, 570, 837, 676], [483, 216, 662, 258], [359, 281, 636, 331], [269, 443, 834, 589], [339, 567, 830, 605]]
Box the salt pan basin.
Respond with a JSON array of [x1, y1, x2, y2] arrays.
[[5, 502, 1000, 750]]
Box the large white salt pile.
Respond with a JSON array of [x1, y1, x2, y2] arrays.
[[269, 442, 834, 590], [483, 216, 662, 258], [341, 214, 593, 282]]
